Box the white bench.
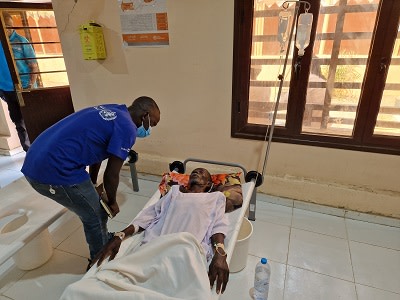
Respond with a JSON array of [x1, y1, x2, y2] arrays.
[[0, 177, 67, 270]]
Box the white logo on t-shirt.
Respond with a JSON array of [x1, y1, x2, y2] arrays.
[[98, 108, 117, 121]]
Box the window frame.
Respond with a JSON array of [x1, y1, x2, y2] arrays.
[[231, 0, 400, 155], [0, 2, 68, 89]]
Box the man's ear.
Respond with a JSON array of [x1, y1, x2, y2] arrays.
[[141, 112, 149, 121]]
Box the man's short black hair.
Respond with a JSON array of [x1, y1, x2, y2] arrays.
[[129, 96, 159, 115]]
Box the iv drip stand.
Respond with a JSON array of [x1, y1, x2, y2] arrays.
[[260, 0, 310, 177]]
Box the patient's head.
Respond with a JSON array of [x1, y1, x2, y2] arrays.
[[185, 168, 213, 193]]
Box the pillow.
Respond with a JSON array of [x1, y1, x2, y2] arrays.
[[158, 172, 243, 213]]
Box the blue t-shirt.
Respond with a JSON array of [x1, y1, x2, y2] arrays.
[[0, 41, 14, 92], [9, 31, 37, 89], [21, 104, 137, 185]]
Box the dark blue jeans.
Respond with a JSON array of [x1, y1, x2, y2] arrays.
[[0, 90, 30, 152], [25, 176, 111, 260]]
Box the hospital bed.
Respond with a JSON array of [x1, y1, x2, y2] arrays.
[[67, 158, 262, 299]]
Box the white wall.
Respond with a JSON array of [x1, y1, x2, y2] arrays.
[[52, 0, 400, 218], [0, 100, 22, 154]]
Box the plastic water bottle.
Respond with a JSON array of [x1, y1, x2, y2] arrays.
[[250, 257, 271, 300]]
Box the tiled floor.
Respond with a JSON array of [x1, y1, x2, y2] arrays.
[[0, 154, 399, 300], [0, 152, 25, 189]]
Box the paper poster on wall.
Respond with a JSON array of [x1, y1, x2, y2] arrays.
[[118, 0, 169, 47]]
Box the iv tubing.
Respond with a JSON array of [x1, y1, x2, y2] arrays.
[[260, 0, 310, 177]]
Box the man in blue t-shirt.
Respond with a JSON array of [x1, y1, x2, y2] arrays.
[[0, 12, 39, 151], [21, 96, 161, 268]]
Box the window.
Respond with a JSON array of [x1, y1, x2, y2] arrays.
[[232, 0, 400, 155], [1, 8, 68, 88]]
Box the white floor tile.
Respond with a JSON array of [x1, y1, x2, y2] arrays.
[[350, 241, 400, 294], [256, 193, 294, 207], [52, 201, 133, 255], [284, 266, 357, 300], [255, 201, 293, 227], [54, 218, 130, 260], [119, 169, 161, 194], [0, 169, 23, 189], [249, 220, 290, 264], [56, 226, 90, 259], [288, 228, 353, 281], [0, 258, 26, 294], [113, 193, 150, 224], [117, 174, 137, 194], [49, 211, 82, 248], [292, 208, 347, 238], [221, 255, 285, 300], [0, 153, 24, 172], [356, 284, 400, 300], [3, 250, 86, 300], [108, 218, 130, 232], [121, 177, 161, 198], [346, 219, 400, 250]]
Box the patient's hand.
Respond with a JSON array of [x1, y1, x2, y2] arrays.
[[92, 237, 122, 267], [208, 253, 229, 294]]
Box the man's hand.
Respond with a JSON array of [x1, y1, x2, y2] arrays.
[[108, 201, 120, 217], [208, 253, 229, 294], [92, 237, 122, 267], [96, 183, 120, 217]]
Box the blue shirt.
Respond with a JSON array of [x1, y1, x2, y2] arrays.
[[9, 31, 37, 88], [0, 41, 14, 92], [21, 104, 137, 185]]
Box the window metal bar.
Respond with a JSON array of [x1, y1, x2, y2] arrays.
[[10, 41, 61, 45], [15, 56, 65, 61], [19, 70, 67, 75]]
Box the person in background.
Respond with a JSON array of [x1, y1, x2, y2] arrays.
[[4, 12, 38, 89], [21, 97, 161, 269], [0, 12, 39, 151]]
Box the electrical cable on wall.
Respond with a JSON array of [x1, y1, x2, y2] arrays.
[[59, 0, 78, 36]]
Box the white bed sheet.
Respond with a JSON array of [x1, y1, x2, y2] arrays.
[[82, 181, 255, 299]]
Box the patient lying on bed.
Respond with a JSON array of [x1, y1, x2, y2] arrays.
[[60, 168, 229, 300]]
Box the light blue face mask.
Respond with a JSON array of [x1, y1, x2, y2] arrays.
[[137, 116, 151, 138]]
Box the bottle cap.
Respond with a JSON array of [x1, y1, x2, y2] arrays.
[[261, 258, 267, 264]]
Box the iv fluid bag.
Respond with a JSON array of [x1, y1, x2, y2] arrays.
[[295, 12, 313, 56], [278, 10, 291, 45]]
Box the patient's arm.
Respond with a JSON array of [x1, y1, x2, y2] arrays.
[[130, 188, 173, 229], [93, 224, 144, 267], [208, 233, 229, 294]]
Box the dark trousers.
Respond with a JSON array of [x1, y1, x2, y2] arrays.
[[0, 89, 30, 151], [25, 177, 111, 260]]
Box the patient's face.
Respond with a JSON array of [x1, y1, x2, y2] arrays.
[[189, 168, 212, 190]]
